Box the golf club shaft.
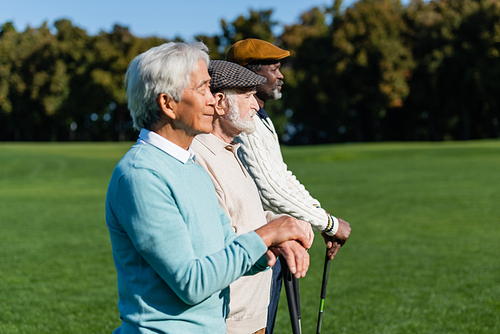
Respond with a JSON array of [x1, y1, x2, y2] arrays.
[[292, 275, 302, 334], [283, 260, 301, 334], [316, 250, 332, 334]]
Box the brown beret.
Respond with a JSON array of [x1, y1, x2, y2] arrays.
[[226, 38, 290, 66], [208, 60, 267, 92]]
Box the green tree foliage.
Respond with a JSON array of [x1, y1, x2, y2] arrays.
[[86, 25, 167, 140], [281, 0, 415, 143], [220, 9, 278, 49], [330, 0, 415, 142], [0, 22, 16, 115], [404, 0, 500, 140], [0, 22, 71, 140], [194, 34, 224, 60], [0, 21, 167, 141], [1, 1, 500, 142], [280, 7, 333, 143], [51, 19, 96, 140]]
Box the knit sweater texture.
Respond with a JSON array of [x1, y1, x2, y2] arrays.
[[235, 110, 330, 232], [105, 142, 268, 334], [192, 133, 273, 334]]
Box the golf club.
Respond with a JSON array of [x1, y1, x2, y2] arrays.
[[316, 249, 332, 334], [292, 273, 302, 334], [282, 260, 301, 334]]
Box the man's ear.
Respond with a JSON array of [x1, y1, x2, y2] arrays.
[[158, 93, 177, 120], [213, 92, 226, 116]]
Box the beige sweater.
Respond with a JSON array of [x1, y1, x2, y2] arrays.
[[191, 133, 273, 334]]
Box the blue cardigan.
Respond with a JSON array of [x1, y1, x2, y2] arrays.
[[105, 143, 268, 333]]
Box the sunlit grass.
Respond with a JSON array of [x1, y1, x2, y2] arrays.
[[275, 140, 500, 334], [1, 140, 499, 333]]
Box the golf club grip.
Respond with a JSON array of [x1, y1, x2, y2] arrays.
[[321, 253, 331, 299]]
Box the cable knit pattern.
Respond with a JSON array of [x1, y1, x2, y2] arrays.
[[234, 114, 330, 232]]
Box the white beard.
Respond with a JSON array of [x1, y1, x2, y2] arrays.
[[226, 96, 256, 135], [271, 87, 282, 100]]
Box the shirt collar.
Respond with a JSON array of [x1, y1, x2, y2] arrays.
[[194, 133, 240, 156], [257, 106, 269, 119], [138, 128, 195, 164]]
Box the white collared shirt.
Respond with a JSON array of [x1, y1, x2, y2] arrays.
[[138, 128, 195, 164]]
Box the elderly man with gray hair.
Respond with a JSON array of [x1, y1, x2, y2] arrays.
[[191, 60, 310, 334], [105, 42, 313, 334]]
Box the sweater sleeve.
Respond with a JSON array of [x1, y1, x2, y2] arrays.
[[217, 192, 270, 276], [236, 116, 330, 232], [110, 168, 268, 306]]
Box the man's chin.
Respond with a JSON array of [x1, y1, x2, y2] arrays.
[[271, 90, 282, 100], [194, 124, 213, 136], [242, 123, 256, 135]]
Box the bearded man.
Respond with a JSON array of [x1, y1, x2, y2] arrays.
[[191, 60, 309, 334]]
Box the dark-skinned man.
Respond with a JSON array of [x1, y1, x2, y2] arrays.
[[227, 38, 352, 334]]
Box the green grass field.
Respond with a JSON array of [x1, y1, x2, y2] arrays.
[[1, 140, 499, 333]]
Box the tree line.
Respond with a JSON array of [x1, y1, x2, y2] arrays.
[[1, 0, 499, 143]]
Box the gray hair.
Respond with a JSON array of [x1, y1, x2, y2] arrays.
[[125, 42, 210, 131]]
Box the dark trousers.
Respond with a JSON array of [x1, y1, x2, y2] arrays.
[[265, 257, 283, 334]]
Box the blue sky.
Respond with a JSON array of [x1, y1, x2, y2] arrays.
[[1, 0, 348, 40]]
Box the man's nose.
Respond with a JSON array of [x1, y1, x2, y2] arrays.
[[207, 92, 216, 106], [250, 95, 259, 110]]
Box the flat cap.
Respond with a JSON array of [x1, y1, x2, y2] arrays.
[[226, 38, 290, 66], [209, 60, 267, 92]]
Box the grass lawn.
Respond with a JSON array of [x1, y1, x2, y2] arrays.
[[1, 140, 499, 333]]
